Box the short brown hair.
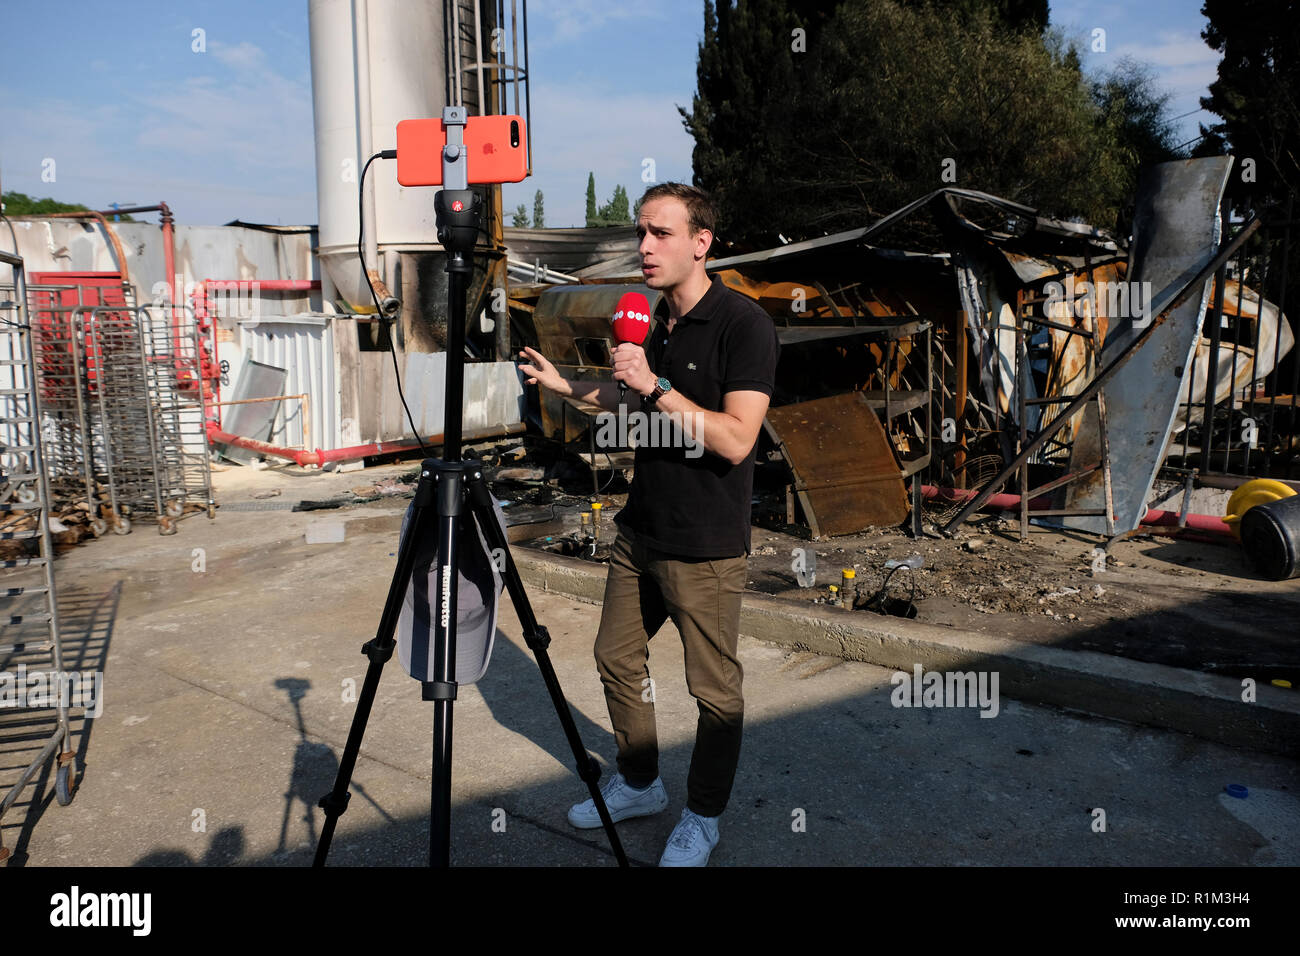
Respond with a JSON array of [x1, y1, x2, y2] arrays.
[[639, 182, 716, 237]]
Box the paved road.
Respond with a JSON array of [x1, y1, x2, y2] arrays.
[[1, 496, 1296, 867]]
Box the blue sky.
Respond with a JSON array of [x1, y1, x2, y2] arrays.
[[0, 0, 1222, 228]]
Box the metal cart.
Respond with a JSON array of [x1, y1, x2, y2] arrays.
[[0, 250, 79, 862], [140, 303, 215, 525], [26, 285, 110, 534]]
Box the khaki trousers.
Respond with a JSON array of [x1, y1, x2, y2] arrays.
[[593, 527, 747, 817]]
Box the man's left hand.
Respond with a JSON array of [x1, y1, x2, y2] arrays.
[[612, 343, 656, 396]]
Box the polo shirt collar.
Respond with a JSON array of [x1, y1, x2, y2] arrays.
[[678, 274, 726, 323]]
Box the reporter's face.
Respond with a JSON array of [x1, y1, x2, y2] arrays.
[[636, 197, 709, 292]]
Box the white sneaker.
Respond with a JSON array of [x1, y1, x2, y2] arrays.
[[567, 773, 668, 829], [658, 808, 721, 867]]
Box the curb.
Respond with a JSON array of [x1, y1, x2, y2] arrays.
[[510, 546, 1300, 757]]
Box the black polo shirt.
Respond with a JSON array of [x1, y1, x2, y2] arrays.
[[613, 275, 779, 557]]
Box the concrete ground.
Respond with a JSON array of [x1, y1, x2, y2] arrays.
[[1, 461, 1297, 867]]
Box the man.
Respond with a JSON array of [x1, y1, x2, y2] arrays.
[[518, 182, 778, 866]]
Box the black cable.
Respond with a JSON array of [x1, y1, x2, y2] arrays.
[[880, 564, 918, 608], [359, 149, 429, 458]]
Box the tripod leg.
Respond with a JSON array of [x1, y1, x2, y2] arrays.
[[464, 465, 630, 867], [425, 461, 466, 868], [313, 467, 438, 867]]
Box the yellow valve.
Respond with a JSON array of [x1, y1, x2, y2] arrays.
[[1223, 479, 1295, 541]]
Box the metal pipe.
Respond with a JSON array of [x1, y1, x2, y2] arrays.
[[522, 0, 531, 173], [191, 279, 322, 427], [206, 279, 320, 292], [354, 0, 378, 293], [1201, 261, 1228, 475], [213, 394, 311, 449], [158, 203, 182, 389], [473, 0, 487, 114], [921, 485, 1233, 535], [451, 0, 463, 106], [205, 420, 525, 468], [510, 0, 519, 116]]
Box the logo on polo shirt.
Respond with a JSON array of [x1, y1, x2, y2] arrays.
[[687, 362, 696, 370]]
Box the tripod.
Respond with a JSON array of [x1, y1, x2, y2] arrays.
[[313, 107, 628, 867]]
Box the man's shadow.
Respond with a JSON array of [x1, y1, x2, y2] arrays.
[[134, 826, 246, 866]]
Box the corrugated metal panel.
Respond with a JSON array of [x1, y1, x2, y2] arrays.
[[233, 316, 523, 450], [238, 315, 338, 451], [399, 351, 525, 436]]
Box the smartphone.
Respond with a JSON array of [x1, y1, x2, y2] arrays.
[[396, 115, 528, 186]]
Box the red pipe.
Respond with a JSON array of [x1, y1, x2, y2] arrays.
[[159, 202, 177, 365], [921, 485, 1232, 536], [205, 421, 524, 468], [191, 279, 322, 428], [1138, 508, 1232, 536]]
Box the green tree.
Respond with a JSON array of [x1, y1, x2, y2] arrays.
[[1092, 59, 1184, 172], [1196, 0, 1300, 205], [597, 184, 632, 226], [1, 191, 135, 220], [533, 189, 545, 228], [512, 203, 530, 227], [585, 173, 599, 227], [681, 0, 1180, 247], [897, 0, 1047, 32]]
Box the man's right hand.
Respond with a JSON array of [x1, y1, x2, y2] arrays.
[[518, 346, 566, 394]]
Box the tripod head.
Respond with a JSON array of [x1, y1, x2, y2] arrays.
[[433, 107, 480, 275]]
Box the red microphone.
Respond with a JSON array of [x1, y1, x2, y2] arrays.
[[611, 292, 651, 402]]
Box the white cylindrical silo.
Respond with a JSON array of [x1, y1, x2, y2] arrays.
[[308, 0, 448, 311]]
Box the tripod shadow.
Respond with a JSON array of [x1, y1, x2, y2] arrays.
[[273, 677, 395, 859], [473, 630, 615, 780]]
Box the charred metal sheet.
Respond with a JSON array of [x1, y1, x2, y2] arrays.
[[1026, 261, 1122, 455], [764, 392, 908, 537], [503, 225, 638, 276], [707, 188, 1119, 275], [952, 250, 1011, 421], [1061, 156, 1233, 534], [1173, 277, 1295, 434], [529, 284, 665, 442]]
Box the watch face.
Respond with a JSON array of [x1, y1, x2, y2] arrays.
[[657, 377, 672, 392]]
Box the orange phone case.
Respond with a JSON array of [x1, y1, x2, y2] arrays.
[[396, 115, 528, 186]]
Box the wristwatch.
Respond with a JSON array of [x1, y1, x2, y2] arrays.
[[647, 376, 672, 403]]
